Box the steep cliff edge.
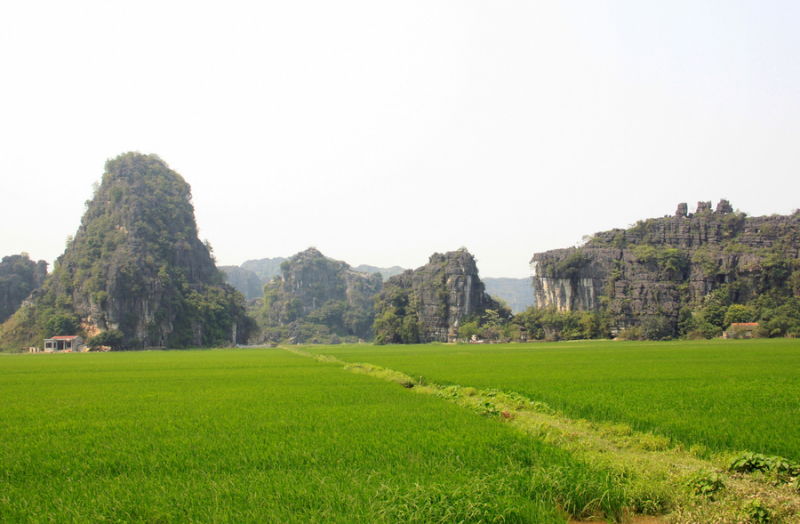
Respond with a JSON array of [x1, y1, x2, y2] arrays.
[[257, 248, 382, 343], [374, 249, 503, 344], [531, 200, 800, 335], [0, 152, 254, 351]]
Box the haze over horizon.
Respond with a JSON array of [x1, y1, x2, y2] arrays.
[[2, 2, 798, 278]]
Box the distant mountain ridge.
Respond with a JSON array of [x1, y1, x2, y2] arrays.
[[241, 257, 285, 281], [483, 277, 534, 314], [352, 264, 407, 281], [219, 266, 264, 301]]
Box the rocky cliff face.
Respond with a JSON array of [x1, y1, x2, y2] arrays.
[[0, 254, 48, 324], [531, 200, 800, 332], [374, 250, 501, 343], [0, 152, 253, 351], [259, 248, 382, 341]]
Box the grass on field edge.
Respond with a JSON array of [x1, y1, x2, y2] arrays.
[[285, 346, 800, 524]]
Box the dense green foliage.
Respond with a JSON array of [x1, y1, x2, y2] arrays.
[[0, 153, 255, 351], [86, 328, 125, 350], [322, 339, 800, 461], [513, 307, 613, 341], [373, 278, 421, 344], [256, 248, 381, 344], [0, 253, 48, 324], [0, 349, 634, 523]]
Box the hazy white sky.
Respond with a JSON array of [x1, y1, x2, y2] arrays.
[[1, 1, 798, 278]]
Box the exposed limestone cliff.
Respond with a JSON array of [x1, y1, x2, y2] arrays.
[[258, 248, 382, 342], [531, 200, 800, 332], [374, 249, 501, 343], [0, 153, 254, 351]]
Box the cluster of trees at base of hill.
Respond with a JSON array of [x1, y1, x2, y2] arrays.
[[510, 285, 800, 342]]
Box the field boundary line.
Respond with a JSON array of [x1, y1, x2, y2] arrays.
[[283, 346, 800, 524]]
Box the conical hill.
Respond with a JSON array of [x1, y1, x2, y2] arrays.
[[0, 152, 254, 351]]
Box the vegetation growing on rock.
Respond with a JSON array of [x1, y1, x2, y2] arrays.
[[254, 247, 382, 344], [527, 200, 800, 340], [0, 152, 254, 351], [373, 249, 509, 344], [0, 253, 48, 324]]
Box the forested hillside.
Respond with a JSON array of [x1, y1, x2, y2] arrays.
[[0, 153, 254, 351], [254, 248, 382, 344], [0, 254, 48, 324]]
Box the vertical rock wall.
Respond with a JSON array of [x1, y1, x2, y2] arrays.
[[531, 201, 800, 331]]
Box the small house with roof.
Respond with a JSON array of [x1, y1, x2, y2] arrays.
[[43, 335, 86, 352]]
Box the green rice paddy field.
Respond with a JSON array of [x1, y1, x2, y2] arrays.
[[1, 339, 799, 523], [0, 349, 628, 523], [323, 339, 800, 461]]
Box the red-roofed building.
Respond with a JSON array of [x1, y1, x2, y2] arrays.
[[43, 335, 85, 352]]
